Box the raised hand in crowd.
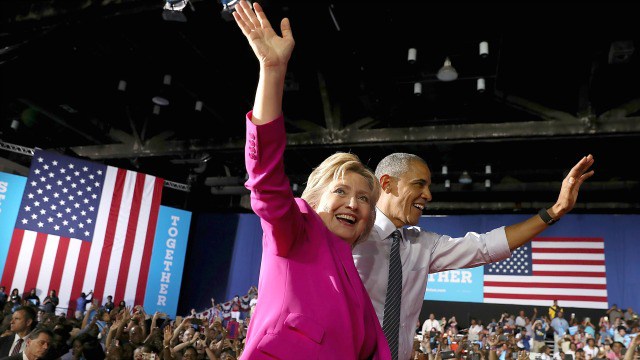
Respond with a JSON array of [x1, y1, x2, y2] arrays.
[[517, 350, 529, 360], [162, 325, 174, 359], [172, 330, 200, 354], [170, 315, 191, 346], [624, 334, 640, 360], [143, 311, 163, 344]]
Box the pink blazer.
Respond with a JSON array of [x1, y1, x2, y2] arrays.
[[241, 112, 391, 360]]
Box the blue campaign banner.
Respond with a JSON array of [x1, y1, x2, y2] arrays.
[[424, 266, 484, 302], [144, 205, 192, 318], [0, 172, 27, 280]]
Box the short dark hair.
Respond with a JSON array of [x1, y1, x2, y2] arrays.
[[28, 328, 53, 340], [15, 306, 38, 330]]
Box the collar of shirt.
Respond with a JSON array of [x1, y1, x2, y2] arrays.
[[374, 207, 403, 242]]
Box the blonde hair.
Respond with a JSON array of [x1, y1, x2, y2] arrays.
[[301, 152, 380, 245]]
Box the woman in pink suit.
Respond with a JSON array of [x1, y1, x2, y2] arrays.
[[232, 2, 391, 359]]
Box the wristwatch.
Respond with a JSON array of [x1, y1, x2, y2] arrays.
[[538, 208, 558, 225]]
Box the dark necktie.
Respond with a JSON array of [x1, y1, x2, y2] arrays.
[[382, 229, 402, 360], [10, 338, 23, 356]]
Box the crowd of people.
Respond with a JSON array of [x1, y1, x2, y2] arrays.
[[0, 285, 261, 359], [415, 302, 639, 360], [0, 284, 637, 360]]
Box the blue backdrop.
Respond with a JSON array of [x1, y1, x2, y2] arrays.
[[181, 213, 639, 314]]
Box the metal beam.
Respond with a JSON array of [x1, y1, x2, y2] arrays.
[[600, 97, 640, 119], [71, 115, 640, 159], [495, 92, 577, 122]]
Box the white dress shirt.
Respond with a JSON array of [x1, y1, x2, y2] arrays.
[[422, 319, 441, 335], [9, 334, 26, 357], [353, 208, 511, 360]]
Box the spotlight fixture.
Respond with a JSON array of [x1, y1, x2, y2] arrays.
[[152, 96, 170, 106], [118, 80, 127, 92], [477, 78, 486, 93], [163, 0, 191, 22], [408, 48, 417, 64], [485, 179, 491, 189], [413, 82, 422, 96], [444, 179, 451, 189], [485, 165, 492, 174], [442, 165, 448, 175], [479, 41, 489, 57], [195, 100, 203, 111], [220, 0, 243, 22], [437, 57, 458, 82], [459, 170, 472, 184], [164, 0, 188, 11]]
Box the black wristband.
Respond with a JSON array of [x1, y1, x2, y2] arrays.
[[538, 208, 558, 225]]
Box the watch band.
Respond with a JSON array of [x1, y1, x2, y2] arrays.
[[538, 208, 558, 225]]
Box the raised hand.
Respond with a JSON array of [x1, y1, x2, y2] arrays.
[[487, 334, 499, 347], [163, 325, 172, 346], [232, 0, 294, 69], [552, 154, 595, 217]]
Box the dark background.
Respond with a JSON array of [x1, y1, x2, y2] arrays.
[[2, 1, 639, 215]]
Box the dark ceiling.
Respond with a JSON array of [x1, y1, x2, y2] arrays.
[[1, 1, 639, 214]]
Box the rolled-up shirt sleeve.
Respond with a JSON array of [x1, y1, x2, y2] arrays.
[[429, 226, 511, 273]]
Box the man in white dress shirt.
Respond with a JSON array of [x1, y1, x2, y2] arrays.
[[421, 313, 441, 336], [352, 152, 595, 360]]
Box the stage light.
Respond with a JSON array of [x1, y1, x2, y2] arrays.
[[459, 170, 472, 184], [408, 48, 417, 64], [220, 0, 243, 22], [163, 0, 191, 22], [414, 82, 422, 96], [479, 41, 489, 57], [477, 78, 486, 93], [164, 0, 189, 11], [437, 57, 458, 82]]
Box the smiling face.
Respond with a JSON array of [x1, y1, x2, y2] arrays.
[[317, 171, 374, 245], [378, 159, 432, 228]]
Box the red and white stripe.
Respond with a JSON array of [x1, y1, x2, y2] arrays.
[[1, 166, 162, 315], [484, 237, 608, 309]]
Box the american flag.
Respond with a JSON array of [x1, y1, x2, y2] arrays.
[[1, 150, 163, 315], [483, 237, 608, 309]]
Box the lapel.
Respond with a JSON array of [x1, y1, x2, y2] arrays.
[[299, 198, 362, 306], [327, 226, 362, 307]]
